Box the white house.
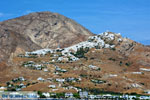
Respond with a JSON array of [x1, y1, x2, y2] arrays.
[[27, 92, 39, 98], [109, 74, 118, 77], [140, 68, 150, 71], [88, 65, 100, 70], [52, 89, 58, 91], [42, 92, 50, 98], [79, 91, 88, 98], [0, 87, 6, 91], [131, 83, 141, 88], [37, 77, 45, 81], [132, 72, 143, 74], [19, 77, 25, 81], [47, 78, 53, 81], [43, 68, 48, 72], [65, 93, 73, 98], [29, 49, 54, 55], [139, 96, 150, 99], [88, 95, 96, 99], [48, 85, 56, 88], [56, 78, 65, 82]]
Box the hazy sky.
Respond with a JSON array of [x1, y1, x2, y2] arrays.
[[0, 0, 150, 44]]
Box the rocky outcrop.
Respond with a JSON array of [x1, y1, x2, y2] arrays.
[[0, 28, 41, 62]]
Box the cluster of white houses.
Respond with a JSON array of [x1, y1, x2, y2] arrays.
[[12, 77, 26, 82], [41, 92, 150, 99], [22, 32, 123, 62], [1, 91, 150, 99], [23, 61, 46, 70], [0, 92, 39, 99], [4, 77, 27, 91], [37, 77, 82, 83], [36, 76, 82, 92]]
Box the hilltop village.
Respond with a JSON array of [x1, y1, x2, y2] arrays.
[[0, 32, 150, 99]]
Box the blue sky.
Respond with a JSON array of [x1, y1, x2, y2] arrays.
[[0, 0, 150, 45]]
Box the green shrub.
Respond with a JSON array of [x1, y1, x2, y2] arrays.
[[75, 47, 89, 58], [37, 91, 46, 98], [80, 74, 88, 78], [108, 58, 116, 61], [56, 93, 65, 98], [91, 79, 106, 84], [111, 48, 116, 51], [73, 93, 80, 98], [125, 62, 131, 66], [6, 82, 10, 86], [119, 61, 123, 66]]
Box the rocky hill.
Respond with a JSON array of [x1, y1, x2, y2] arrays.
[[0, 11, 93, 63]]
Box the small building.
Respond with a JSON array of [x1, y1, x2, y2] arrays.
[[58, 57, 69, 62], [16, 88, 21, 91], [48, 85, 56, 88], [61, 69, 67, 73], [70, 56, 79, 61], [128, 95, 137, 99], [95, 95, 102, 99], [144, 90, 150, 94], [43, 68, 48, 72], [27, 92, 39, 98], [55, 67, 61, 71], [0, 87, 7, 91], [56, 78, 65, 83], [65, 93, 73, 98], [9, 92, 23, 98], [139, 96, 150, 100], [88, 65, 100, 70], [19, 83, 26, 88], [37, 77, 45, 81], [42, 92, 50, 98], [19, 77, 25, 81], [47, 78, 53, 81], [79, 91, 88, 98], [88, 95, 95, 99], [66, 77, 75, 82], [132, 72, 143, 74]]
